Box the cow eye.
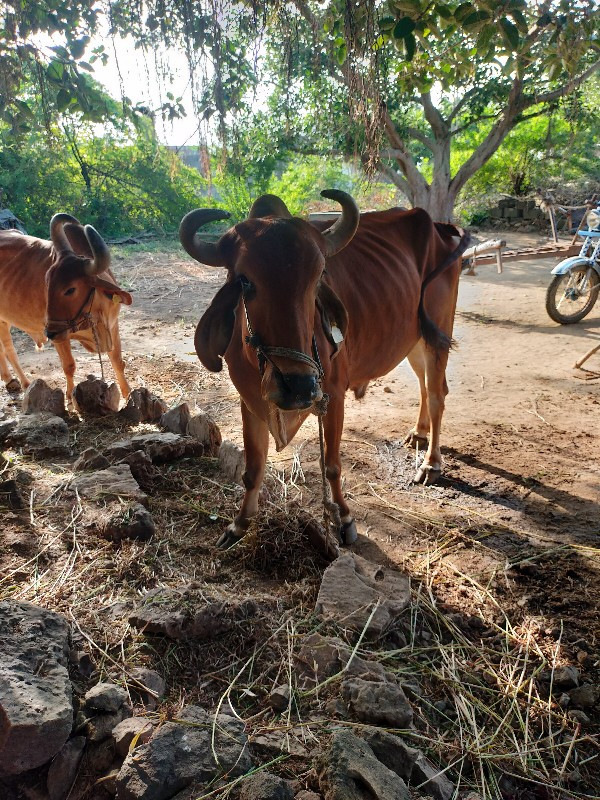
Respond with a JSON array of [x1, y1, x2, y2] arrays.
[[64, 287, 76, 296]]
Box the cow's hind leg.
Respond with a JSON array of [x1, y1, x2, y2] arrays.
[[217, 400, 269, 549], [407, 339, 449, 485], [0, 322, 29, 391], [322, 391, 357, 545], [404, 342, 430, 450]]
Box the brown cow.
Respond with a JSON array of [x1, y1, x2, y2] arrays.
[[0, 214, 132, 398], [180, 191, 470, 548]]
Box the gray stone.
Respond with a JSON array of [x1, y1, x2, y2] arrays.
[[240, 772, 293, 800], [342, 677, 413, 727], [114, 705, 252, 800], [317, 730, 411, 800], [71, 464, 147, 504], [127, 668, 165, 710], [187, 412, 222, 455], [295, 633, 388, 689], [8, 413, 70, 457], [269, 684, 291, 713], [73, 375, 120, 416], [128, 586, 259, 640], [360, 728, 455, 800], [102, 504, 156, 542], [119, 388, 167, 424], [130, 432, 204, 463], [22, 379, 65, 417], [85, 706, 131, 743], [219, 440, 245, 484], [119, 450, 160, 492], [295, 793, 321, 800], [0, 418, 17, 445], [0, 602, 73, 775], [84, 683, 129, 714], [0, 479, 26, 509], [112, 717, 155, 758], [160, 403, 191, 434], [568, 684, 598, 709], [85, 737, 116, 774], [73, 447, 110, 471], [315, 554, 410, 636], [541, 665, 579, 690], [568, 709, 591, 725], [47, 737, 86, 800]]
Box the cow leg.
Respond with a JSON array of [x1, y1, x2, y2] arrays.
[[107, 327, 131, 398], [411, 340, 450, 486], [322, 393, 357, 545], [53, 338, 77, 400], [216, 400, 269, 549], [0, 321, 29, 390], [404, 341, 430, 450]]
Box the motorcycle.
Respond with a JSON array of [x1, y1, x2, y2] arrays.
[[545, 204, 600, 324]]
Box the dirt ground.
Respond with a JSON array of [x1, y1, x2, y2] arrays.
[[2, 228, 599, 797]]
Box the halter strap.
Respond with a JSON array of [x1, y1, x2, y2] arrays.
[[46, 287, 96, 335]]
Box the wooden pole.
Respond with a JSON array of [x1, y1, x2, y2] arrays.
[[574, 342, 600, 370]]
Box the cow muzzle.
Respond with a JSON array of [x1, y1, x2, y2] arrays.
[[44, 327, 68, 342], [267, 371, 323, 411]]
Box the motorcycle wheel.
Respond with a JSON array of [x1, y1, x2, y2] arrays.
[[545, 268, 600, 324]]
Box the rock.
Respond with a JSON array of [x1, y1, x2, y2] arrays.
[[0, 418, 17, 445], [315, 554, 410, 636], [127, 668, 165, 710], [86, 706, 131, 743], [317, 730, 411, 800], [85, 738, 116, 774], [8, 413, 70, 457], [269, 684, 291, 712], [46, 737, 86, 800], [120, 451, 160, 492], [0, 602, 73, 775], [112, 717, 155, 758], [295, 633, 388, 689], [568, 709, 591, 725], [250, 730, 308, 759], [219, 440, 245, 484], [540, 665, 579, 690], [568, 684, 598, 709], [103, 767, 120, 796], [187, 412, 222, 455], [114, 705, 252, 800], [73, 375, 120, 416], [295, 793, 321, 800], [120, 388, 167, 424], [342, 677, 413, 727], [160, 403, 191, 434], [240, 772, 294, 800], [102, 504, 156, 542], [360, 728, 454, 800], [22, 379, 65, 416], [71, 464, 147, 504], [84, 683, 129, 714], [0, 479, 26, 509], [73, 447, 110, 471], [128, 586, 259, 640], [130, 432, 204, 463]]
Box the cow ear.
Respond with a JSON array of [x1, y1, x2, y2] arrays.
[[317, 281, 348, 359], [63, 222, 94, 259], [91, 276, 133, 305], [194, 280, 242, 372]]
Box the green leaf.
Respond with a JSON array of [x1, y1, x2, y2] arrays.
[[393, 17, 416, 38], [55, 89, 71, 112], [378, 15, 396, 30], [435, 4, 453, 18], [14, 100, 34, 119], [335, 43, 347, 65], [454, 3, 475, 22], [462, 10, 491, 29], [404, 32, 417, 60], [511, 9, 528, 32], [500, 17, 520, 49], [46, 60, 64, 81], [70, 36, 90, 59]]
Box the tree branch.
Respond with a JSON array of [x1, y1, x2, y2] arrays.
[[419, 92, 448, 139], [523, 58, 600, 108], [448, 87, 479, 124], [377, 160, 411, 198]]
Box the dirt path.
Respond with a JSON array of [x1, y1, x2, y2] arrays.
[[6, 232, 600, 644]]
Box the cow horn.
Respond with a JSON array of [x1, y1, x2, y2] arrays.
[[248, 194, 292, 219], [49, 213, 80, 253], [83, 225, 111, 275], [319, 190, 360, 257], [179, 209, 231, 266]]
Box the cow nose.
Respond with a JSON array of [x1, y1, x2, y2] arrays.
[[270, 373, 321, 410], [45, 328, 56, 340]]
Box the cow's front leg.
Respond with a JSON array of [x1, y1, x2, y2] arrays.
[[107, 326, 131, 398], [53, 338, 76, 401], [322, 392, 357, 545], [0, 322, 29, 391], [216, 400, 269, 549]]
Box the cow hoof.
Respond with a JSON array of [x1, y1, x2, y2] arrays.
[[340, 518, 358, 545], [216, 525, 244, 549], [413, 465, 442, 486], [5, 378, 22, 393], [403, 430, 428, 449]]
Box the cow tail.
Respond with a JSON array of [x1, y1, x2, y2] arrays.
[[418, 228, 471, 353]]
